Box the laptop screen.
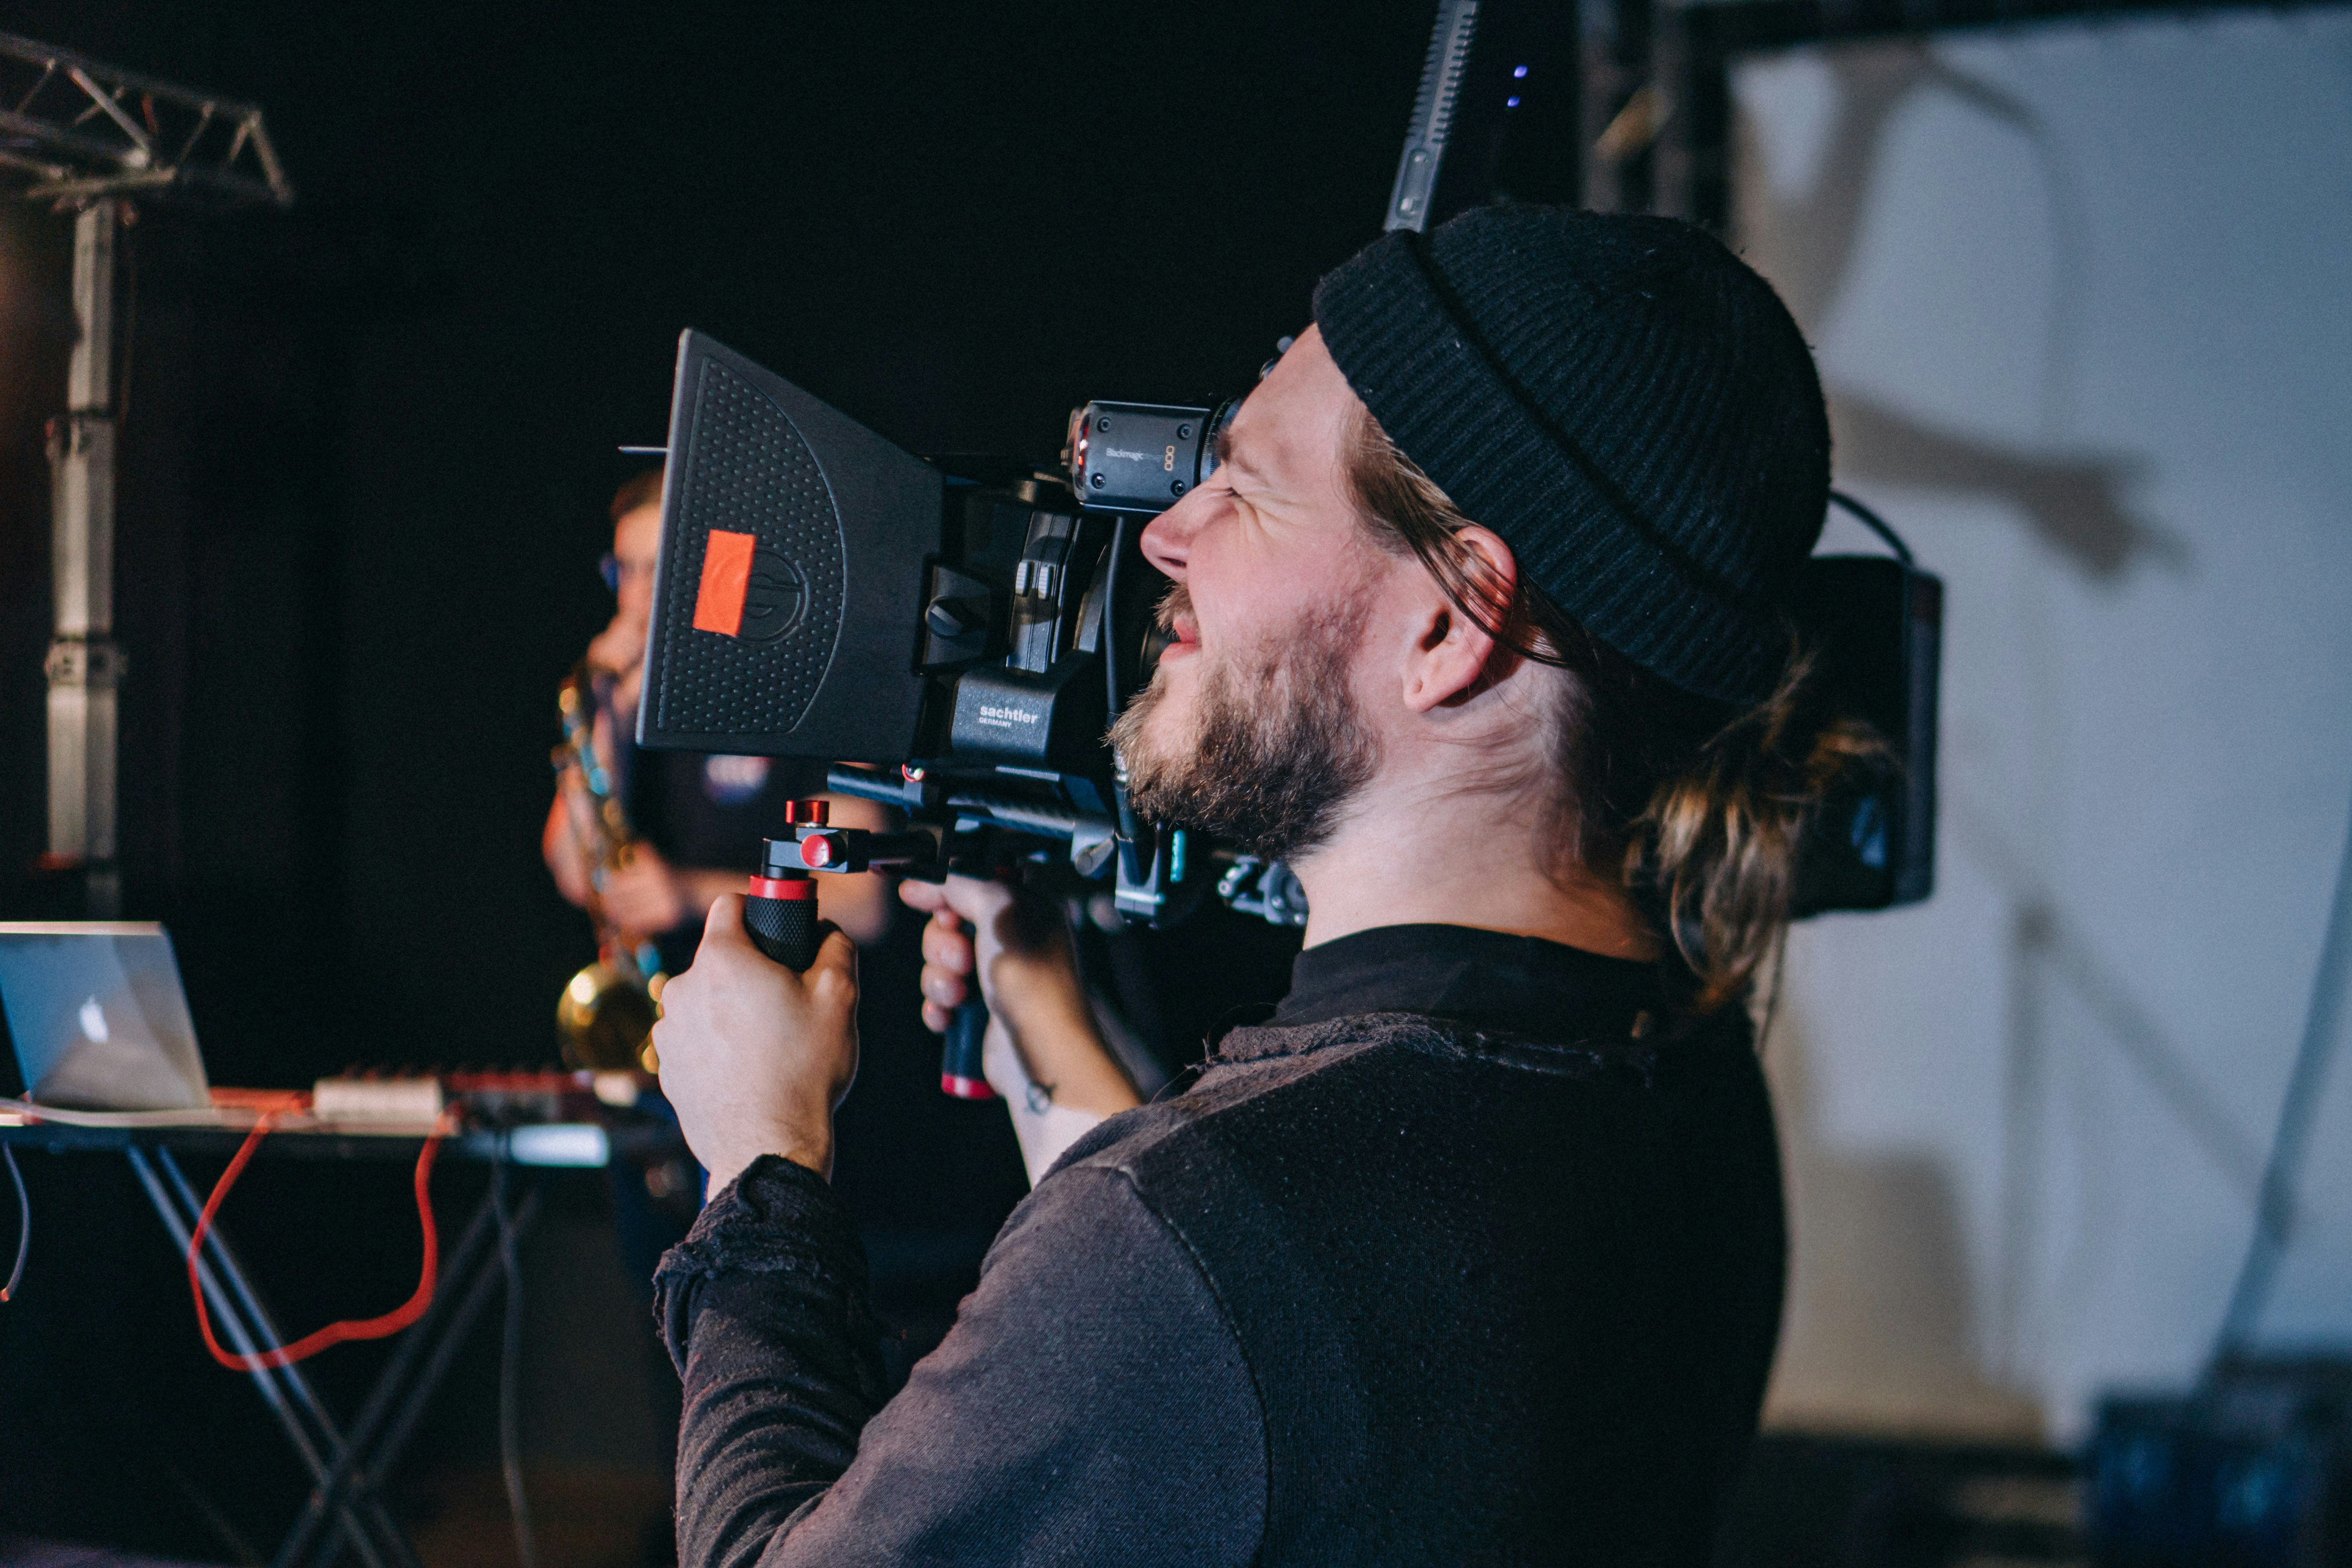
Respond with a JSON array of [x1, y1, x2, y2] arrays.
[[0, 923, 210, 1111]]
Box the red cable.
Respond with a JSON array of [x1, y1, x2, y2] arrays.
[[186, 1106, 456, 1372]]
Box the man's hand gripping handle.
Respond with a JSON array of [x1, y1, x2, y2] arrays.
[[745, 802, 995, 1099]]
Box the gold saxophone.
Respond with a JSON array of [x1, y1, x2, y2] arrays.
[[552, 661, 664, 1072]]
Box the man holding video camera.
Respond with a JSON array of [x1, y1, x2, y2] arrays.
[[649, 207, 1867, 1564]]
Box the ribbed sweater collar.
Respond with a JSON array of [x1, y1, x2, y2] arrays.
[[1267, 922, 1665, 1042]]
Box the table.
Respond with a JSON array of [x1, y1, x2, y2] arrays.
[[0, 1112, 686, 1568]]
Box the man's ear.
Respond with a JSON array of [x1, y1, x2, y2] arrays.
[[1400, 526, 1519, 713]]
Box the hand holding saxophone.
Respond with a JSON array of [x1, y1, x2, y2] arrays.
[[546, 659, 665, 1071], [597, 842, 691, 937]]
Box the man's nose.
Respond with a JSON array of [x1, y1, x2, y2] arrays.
[[1140, 492, 1202, 578]]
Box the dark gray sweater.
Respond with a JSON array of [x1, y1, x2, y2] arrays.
[[657, 925, 1786, 1565]]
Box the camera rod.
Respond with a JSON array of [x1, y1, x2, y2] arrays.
[[823, 764, 1114, 848]]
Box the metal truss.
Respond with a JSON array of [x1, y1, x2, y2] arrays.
[[5, 32, 290, 915], [0, 29, 291, 207]]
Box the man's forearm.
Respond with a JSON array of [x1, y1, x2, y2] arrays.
[[659, 1158, 888, 1567], [662, 1154, 1267, 1568], [1000, 985, 1142, 1119]]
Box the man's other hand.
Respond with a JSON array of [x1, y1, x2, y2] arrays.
[[653, 895, 859, 1188], [899, 876, 1081, 1036], [898, 878, 1141, 1119]]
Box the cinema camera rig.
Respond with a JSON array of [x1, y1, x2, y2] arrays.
[[637, 333, 1278, 1090], [636, 328, 1939, 1096], [628, 0, 1941, 1096], [637, 331, 1255, 924]]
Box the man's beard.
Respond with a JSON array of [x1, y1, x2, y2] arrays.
[[1109, 583, 1378, 861]]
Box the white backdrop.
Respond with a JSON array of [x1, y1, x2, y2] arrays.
[[1732, 12, 2352, 1441]]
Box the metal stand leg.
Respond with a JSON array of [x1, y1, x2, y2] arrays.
[[283, 1183, 542, 1568], [126, 1146, 410, 1568], [128, 1146, 546, 1568]]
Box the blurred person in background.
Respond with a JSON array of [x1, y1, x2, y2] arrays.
[[546, 469, 1029, 1381]]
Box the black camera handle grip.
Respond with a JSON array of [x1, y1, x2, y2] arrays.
[[745, 810, 835, 971], [936, 864, 1013, 1102], [753, 864, 992, 1098], [753, 806, 999, 1100], [942, 998, 993, 1100], [743, 869, 821, 971]]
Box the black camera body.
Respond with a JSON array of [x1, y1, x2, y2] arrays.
[[639, 331, 1226, 924]]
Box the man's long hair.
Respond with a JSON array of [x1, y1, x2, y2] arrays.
[[1347, 411, 1885, 1013]]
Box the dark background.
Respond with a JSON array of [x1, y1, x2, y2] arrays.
[[0, 1, 1429, 1554]]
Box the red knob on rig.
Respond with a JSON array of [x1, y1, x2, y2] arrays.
[[783, 797, 830, 827]]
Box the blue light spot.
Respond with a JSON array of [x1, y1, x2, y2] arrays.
[[1505, 96, 1521, 108], [1512, 64, 1528, 78], [1850, 797, 1888, 869]]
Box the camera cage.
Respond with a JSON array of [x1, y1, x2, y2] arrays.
[[637, 331, 1214, 924]]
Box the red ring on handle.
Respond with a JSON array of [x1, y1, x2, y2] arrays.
[[747, 875, 817, 900]]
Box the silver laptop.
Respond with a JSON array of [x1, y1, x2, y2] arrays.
[[0, 922, 210, 1111]]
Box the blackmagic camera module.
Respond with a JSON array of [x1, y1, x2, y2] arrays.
[[637, 328, 1940, 936]]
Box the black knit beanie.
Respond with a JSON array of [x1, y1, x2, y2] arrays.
[[1312, 206, 1829, 704]]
